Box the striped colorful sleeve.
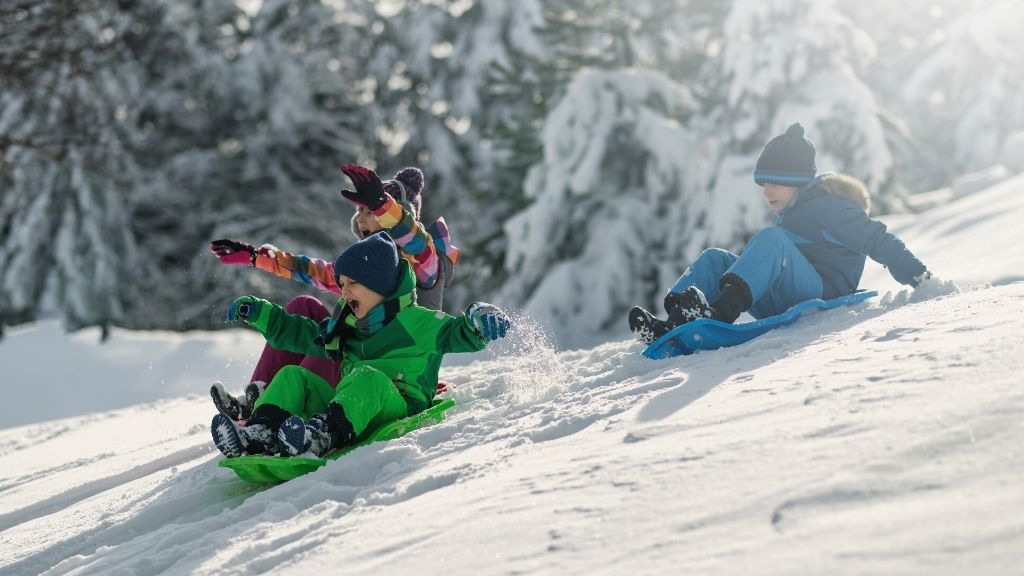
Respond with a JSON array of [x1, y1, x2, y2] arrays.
[[371, 195, 440, 289], [426, 217, 461, 266], [253, 244, 343, 295]]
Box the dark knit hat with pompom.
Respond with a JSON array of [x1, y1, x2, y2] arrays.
[[334, 231, 401, 297], [385, 167, 424, 219], [753, 122, 817, 186]]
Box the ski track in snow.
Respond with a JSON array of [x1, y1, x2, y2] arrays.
[[2, 280, 1022, 574], [0, 444, 214, 533]]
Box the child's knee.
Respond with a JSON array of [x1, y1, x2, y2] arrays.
[[753, 226, 789, 244], [334, 365, 397, 409], [348, 364, 385, 378], [704, 247, 733, 260], [271, 364, 312, 388], [338, 365, 391, 391], [691, 247, 735, 271]]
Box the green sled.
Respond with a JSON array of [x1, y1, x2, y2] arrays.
[[218, 397, 456, 483]]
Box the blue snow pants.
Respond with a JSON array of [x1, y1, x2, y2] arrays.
[[669, 227, 823, 319]]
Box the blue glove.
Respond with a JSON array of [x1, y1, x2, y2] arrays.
[[227, 296, 261, 322], [466, 302, 510, 341]]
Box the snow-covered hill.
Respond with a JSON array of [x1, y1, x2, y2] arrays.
[[2, 175, 1023, 575]]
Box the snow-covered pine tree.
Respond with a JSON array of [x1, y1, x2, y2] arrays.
[[712, 0, 896, 210], [132, 0, 367, 330], [1, 0, 367, 334], [0, 0, 175, 336], [501, 69, 703, 336], [487, 0, 722, 182], [838, 0, 988, 192], [341, 0, 547, 311], [495, 0, 724, 337], [113, 0, 251, 331], [900, 1, 1024, 178]]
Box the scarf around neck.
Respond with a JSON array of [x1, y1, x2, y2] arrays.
[[323, 290, 415, 343]]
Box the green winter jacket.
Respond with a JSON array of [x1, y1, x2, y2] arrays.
[[243, 260, 486, 414]]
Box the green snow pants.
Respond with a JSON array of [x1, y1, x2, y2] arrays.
[[253, 364, 410, 437]]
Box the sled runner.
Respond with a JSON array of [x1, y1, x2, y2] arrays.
[[219, 397, 456, 483], [642, 290, 877, 360]]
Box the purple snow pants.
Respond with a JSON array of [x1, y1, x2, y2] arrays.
[[250, 295, 341, 388]]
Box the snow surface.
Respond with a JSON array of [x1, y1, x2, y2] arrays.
[[1, 174, 1023, 574]]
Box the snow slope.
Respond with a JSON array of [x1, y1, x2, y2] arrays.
[[1, 175, 1023, 575]]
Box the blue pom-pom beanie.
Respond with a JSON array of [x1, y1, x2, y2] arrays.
[[334, 231, 401, 296], [753, 122, 817, 186]]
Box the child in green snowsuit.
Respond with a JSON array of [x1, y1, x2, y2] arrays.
[[211, 231, 510, 458]]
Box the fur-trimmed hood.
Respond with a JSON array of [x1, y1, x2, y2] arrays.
[[774, 170, 925, 299], [816, 173, 871, 213]]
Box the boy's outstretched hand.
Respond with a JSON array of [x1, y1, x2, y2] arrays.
[[910, 270, 933, 288], [340, 164, 387, 211], [466, 302, 511, 341], [910, 270, 958, 298], [227, 296, 262, 322]]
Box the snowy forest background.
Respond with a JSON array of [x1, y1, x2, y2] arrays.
[[2, 0, 1024, 342]]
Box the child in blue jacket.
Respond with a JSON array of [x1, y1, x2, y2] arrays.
[[629, 122, 933, 344]]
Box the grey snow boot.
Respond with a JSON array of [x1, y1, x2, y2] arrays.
[[244, 381, 267, 411], [210, 382, 249, 421], [278, 406, 357, 458], [211, 414, 275, 457]]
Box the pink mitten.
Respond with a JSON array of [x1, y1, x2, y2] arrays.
[[210, 238, 256, 266]]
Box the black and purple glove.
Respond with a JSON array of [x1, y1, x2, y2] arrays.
[[339, 163, 388, 211], [210, 238, 256, 267]]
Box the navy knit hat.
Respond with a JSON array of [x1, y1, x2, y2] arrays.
[[753, 122, 817, 186], [334, 231, 401, 296]]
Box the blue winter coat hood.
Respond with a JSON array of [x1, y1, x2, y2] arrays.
[[778, 172, 871, 217]]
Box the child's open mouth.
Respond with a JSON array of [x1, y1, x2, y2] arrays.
[[349, 300, 360, 313]]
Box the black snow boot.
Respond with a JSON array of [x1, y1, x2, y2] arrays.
[[665, 275, 753, 325], [210, 382, 249, 421], [663, 287, 716, 325], [709, 274, 753, 324], [323, 402, 356, 450], [628, 306, 676, 345]]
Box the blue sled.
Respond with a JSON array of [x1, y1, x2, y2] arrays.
[[642, 290, 877, 360]]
